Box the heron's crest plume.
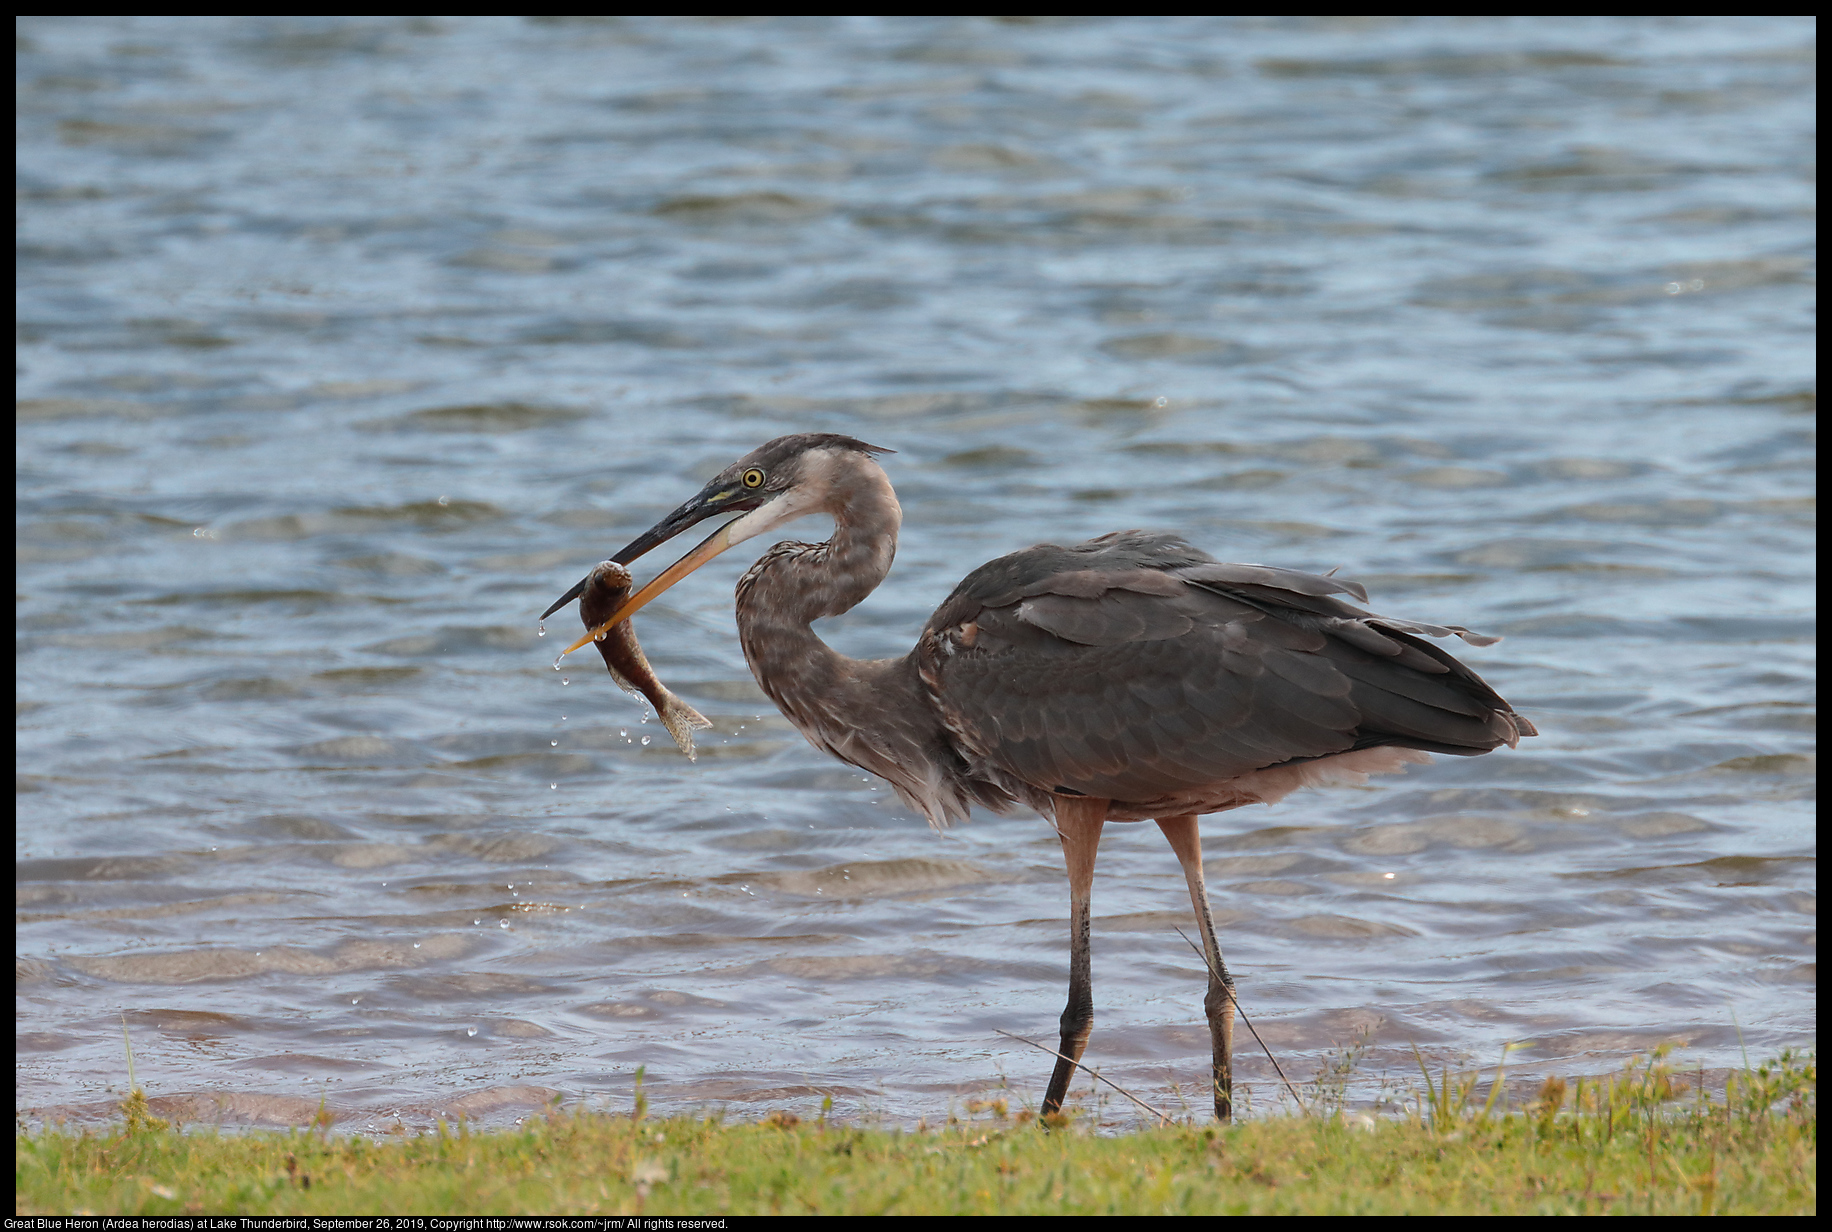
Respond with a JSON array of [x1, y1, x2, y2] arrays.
[[722, 433, 894, 485]]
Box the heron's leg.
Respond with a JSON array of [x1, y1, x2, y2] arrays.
[[1041, 795, 1109, 1117], [1156, 813, 1236, 1122]]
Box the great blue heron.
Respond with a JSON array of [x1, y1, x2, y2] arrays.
[[543, 432, 1535, 1121]]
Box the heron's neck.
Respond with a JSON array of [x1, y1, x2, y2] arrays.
[[734, 463, 901, 720]]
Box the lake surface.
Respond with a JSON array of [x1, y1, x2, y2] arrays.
[[17, 16, 1815, 1132]]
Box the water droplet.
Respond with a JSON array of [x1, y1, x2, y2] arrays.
[[413, 942, 420, 949], [1666, 281, 1683, 294], [538, 624, 546, 638], [499, 920, 509, 929], [473, 919, 481, 926], [561, 677, 569, 686], [438, 495, 450, 506], [1383, 872, 1395, 879], [1154, 396, 1168, 407], [641, 735, 651, 746], [550, 783, 557, 790], [551, 740, 558, 747], [620, 729, 628, 738], [466, 1027, 477, 1037], [352, 998, 360, 1005]]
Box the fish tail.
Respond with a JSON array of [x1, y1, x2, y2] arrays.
[[658, 693, 713, 761]]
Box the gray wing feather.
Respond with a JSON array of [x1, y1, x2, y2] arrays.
[[920, 533, 1532, 803], [1182, 561, 1371, 603]]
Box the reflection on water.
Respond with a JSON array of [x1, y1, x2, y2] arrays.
[[17, 16, 1814, 1130]]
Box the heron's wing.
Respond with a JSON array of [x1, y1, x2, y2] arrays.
[[920, 540, 1532, 803]]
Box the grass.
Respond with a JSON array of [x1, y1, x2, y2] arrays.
[[16, 1049, 1814, 1215]]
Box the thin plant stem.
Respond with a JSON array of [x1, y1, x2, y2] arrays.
[[1173, 926, 1305, 1113], [993, 1030, 1174, 1127], [120, 1013, 138, 1094]]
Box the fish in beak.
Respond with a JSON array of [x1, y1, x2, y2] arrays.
[[543, 470, 783, 658], [575, 561, 711, 759]]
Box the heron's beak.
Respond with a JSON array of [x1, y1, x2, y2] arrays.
[[544, 474, 764, 651], [556, 519, 740, 657]]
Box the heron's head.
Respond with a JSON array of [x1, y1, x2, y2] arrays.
[[544, 433, 893, 652]]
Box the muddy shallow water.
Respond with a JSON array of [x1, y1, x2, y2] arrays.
[[17, 16, 1814, 1131]]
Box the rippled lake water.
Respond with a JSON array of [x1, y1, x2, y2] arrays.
[[17, 16, 1815, 1131]]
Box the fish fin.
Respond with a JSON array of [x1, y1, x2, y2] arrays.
[[604, 667, 645, 700], [659, 696, 713, 761]]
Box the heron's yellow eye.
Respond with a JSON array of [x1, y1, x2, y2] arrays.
[[742, 468, 765, 489]]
